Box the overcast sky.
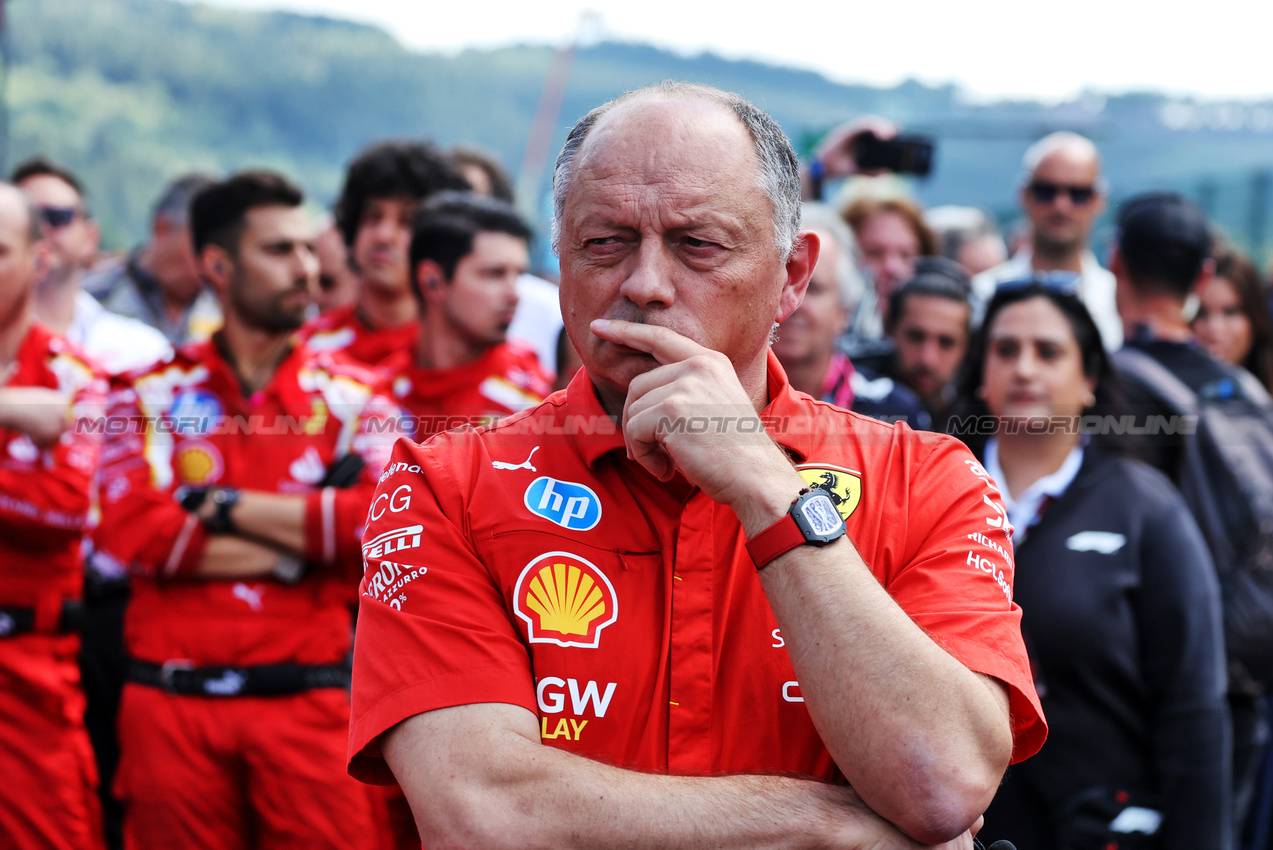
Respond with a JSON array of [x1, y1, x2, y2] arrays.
[[195, 0, 1273, 103]]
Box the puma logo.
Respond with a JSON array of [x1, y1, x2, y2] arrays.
[[492, 446, 539, 472], [231, 583, 265, 612]]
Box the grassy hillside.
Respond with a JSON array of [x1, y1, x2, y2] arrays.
[[7, 0, 1273, 261]]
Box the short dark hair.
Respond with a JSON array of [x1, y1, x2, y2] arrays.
[[11, 156, 85, 198], [333, 140, 471, 248], [1116, 192, 1211, 299], [449, 145, 515, 204], [190, 170, 304, 256], [409, 192, 531, 290], [887, 256, 972, 333], [153, 174, 218, 227]]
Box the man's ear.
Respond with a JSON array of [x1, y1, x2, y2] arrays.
[[199, 244, 232, 294], [83, 220, 101, 264], [413, 259, 446, 304], [1108, 245, 1124, 281], [776, 230, 820, 324], [31, 239, 53, 283], [1190, 257, 1216, 297]]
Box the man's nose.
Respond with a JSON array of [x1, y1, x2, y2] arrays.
[[618, 241, 676, 309], [296, 247, 320, 285]]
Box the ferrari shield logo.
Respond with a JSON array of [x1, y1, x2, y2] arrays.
[[796, 463, 862, 521]]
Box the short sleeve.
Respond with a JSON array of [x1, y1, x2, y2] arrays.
[[348, 435, 537, 785], [889, 436, 1047, 764]]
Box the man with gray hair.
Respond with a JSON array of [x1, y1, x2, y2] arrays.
[[85, 173, 223, 345], [971, 131, 1122, 348], [773, 202, 930, 428], [348, 82, 1044, 848]]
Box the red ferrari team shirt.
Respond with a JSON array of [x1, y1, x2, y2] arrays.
[[297, 303, 418, 369], [349, 352, 1046, 784], [385, 341, 552, 441], [0, 323, 105, 624], [96, 337, 400, 668]]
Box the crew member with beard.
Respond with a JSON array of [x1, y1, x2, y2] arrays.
[[95, 171, 397, 849]]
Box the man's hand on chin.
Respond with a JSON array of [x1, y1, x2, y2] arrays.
[[590, 318, 803, 521]]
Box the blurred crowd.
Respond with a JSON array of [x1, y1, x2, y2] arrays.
[[1, 106, 1272, 850]]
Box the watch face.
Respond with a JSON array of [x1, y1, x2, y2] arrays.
[[799, 494, 844, 537]]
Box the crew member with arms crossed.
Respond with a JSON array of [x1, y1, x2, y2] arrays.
[[96, 171, 397, 848], [349, 83, 1045, 847], [387, 192, 551, 441], [0, 182, 107, 849]]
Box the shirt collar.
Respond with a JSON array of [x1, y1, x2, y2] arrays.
[[984, 437, 1086, 544], [570, 348, 809, 470]]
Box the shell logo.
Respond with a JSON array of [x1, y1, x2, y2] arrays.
[[175, 440, 224, 486], [514, 552, 617, 649]]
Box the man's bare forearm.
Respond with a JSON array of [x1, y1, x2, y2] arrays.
[[0, 386, 68, 446], [224, 490, 306, 555], [725, 462, 1010, 842], [383, 702, 968, 850], [756, 533, 1011, 842], [196, 535, 286, 579]]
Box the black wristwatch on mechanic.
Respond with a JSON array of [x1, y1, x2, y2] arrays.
[[203, 487, 241, 535]]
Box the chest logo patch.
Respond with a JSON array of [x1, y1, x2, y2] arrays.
[[169, 388, 223, 436], [1066, 531, 1127, 554], [796, 464, 862, 521], [514, 551, 617, 649], [175, 440, 224, 486], [524, 477, 602, 531]]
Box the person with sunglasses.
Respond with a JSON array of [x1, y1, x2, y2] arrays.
[[12, 158, 170, 376], [971, 132, 1122, 350]]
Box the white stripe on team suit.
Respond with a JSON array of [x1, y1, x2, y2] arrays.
[[165, 514, 199, 576], [322, 487, 337, 565]]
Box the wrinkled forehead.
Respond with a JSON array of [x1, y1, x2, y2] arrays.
[[568, 96, 764, 211]]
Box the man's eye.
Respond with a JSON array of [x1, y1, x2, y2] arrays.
[[684, 237, 714, 249]]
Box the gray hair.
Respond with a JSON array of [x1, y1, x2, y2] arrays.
[[551, 82, 802, 261], [800, 202, 865, 310]]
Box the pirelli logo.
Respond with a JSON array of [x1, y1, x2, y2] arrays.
[[362, 525, 423, 559], [514, 551, 618, 649]]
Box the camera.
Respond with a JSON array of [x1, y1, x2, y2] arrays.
[[853, 134, 936, 177]]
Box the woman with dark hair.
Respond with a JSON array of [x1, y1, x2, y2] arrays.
[[953, 278, 1229, 850], [1193, 243, 1273, 394]]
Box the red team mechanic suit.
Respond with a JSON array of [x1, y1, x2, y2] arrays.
[[349, 352, 1047, 787], [386, 339, 552, 440], [96, 337, 398, 849], [0, 324, 107, 850], [297, 302, 418, 369]]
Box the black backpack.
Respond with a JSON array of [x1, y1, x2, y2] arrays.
[[1115, 348, 1273, 690]]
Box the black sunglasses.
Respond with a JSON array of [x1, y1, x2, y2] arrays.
[[38, 206, 83, 228], [995, 271, 1082, 296], [1027, 181, 1097, 206]]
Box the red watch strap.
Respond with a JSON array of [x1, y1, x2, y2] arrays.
[[746, 512, 807, 569]]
